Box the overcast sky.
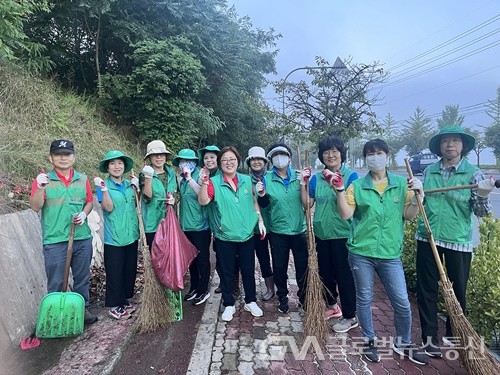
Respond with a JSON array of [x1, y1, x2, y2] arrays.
[[228, 0, 499, 163]]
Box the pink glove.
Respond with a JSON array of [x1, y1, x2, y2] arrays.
[[331, 172, 344, 191], [166, 192, 175, 205], [183, 167, 192, 181], [198, 167, 209, 185]]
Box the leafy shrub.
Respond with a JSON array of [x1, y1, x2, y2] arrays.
[[467, 214, 500, 347], [402, 219, 418, 292]]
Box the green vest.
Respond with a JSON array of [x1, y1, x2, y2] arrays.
[[142, 165, 177, 233], [417, 159, 477, 244], [313, 165, 354, 240], [263, 169, 306, 235], [179, 169, 209, 232], [41, 169, 92, 245], [250, 174, 271, 235], [209, 173, 257, 242], [348, 171, 407, 259], [103, 178, 139, 246]]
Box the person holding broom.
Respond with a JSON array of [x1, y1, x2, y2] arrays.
[[257, 143, 309, 314], [173, 148, 211, 306], [303, 136, 358, 327], [330, 138, 428, 365], [140, 140, 177, 249], [198, 146, 266, 322], [245, 146, 275, 301], [415, 125, 494, 358], [30, 139, 98, 325], [94, 150, 139, 320]]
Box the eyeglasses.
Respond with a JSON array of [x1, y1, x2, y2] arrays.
[[220, 158, 238, 164]]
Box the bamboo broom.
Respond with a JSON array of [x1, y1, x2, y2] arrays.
[[303, 151, 329, 345], [131, 170, 171, 333], [405, 159, 499, 374]]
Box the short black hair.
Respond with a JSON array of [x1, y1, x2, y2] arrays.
[[217, 146, 241, 167], [318, 136, 347, 164], [363, 138, 389, 158]]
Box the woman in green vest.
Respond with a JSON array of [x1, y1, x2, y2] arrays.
[[140, 140, 177, 249], [173, 149, 211, 306], [332, 138, 428, 365], [415, 126, 494, 358], [198, 146, 266, 322], [304, 136, 358, 330], [95, 150, 139, 320]]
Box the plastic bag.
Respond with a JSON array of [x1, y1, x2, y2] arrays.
[[151, 206, 199, 291]]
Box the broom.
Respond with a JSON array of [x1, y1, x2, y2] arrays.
[[132, 170, 172, 333], [405, 159, 499, 373], [302, 151, 329, 344]]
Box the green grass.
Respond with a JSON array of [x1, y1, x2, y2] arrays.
[[0, 63, 144, 213]]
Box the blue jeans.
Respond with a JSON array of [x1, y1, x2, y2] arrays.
[[348, 252, 412, 345], [43, 238, 93, 305]]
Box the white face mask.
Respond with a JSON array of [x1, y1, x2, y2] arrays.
[[365, 154, 387, 173], [272, 155, 289, 169]]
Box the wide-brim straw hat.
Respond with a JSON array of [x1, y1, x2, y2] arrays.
[[99, 150, 134, 173], [428, 125, 476, 156], [144, 140, 173, 159], [172, 148, 198, 167]]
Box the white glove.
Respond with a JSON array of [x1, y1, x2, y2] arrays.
[[36, 172, 49, 189], [73, 211, 87, 226], [93, 176, 108, 192], [130, 177, 139, 191], [477, 177, 495, 198], [255, 180, 265, 197], [183, 167, 192, 181], [258, 221, 266, 239], [142, 165, 154, 179], [166, 193, 175, 205], [408, 177, 424, 199], [299, 168, 312, 186]]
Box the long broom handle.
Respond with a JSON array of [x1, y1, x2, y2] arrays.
[[303, 152, 315, 250], [404, 159, 448, 281], [424, 179, 500, 194], [131, 169, 148, 246], [62, 223, 75, 292]]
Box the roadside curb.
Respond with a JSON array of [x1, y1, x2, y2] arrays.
[[101, 321, 138, 375]]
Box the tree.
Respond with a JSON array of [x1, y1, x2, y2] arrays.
[[485, 87, 500, 164], [380, 113, 403, 167], [275, 56, 387, 143], [467, 128, 487, 167], [399, 107, 435, 156], [437, 104, 465, 129]]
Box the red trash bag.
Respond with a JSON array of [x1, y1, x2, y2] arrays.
[[151, 206, 199, 291]]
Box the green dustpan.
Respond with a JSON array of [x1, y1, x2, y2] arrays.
[[36, 224, 85, 338]]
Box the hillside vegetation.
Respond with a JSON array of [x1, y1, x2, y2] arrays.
[[0, 63, 143, 213]]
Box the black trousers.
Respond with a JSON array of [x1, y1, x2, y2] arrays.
[[416, 240, 472, 342], [185, 230, 212, 294], [215, 237, 255, 306], [104, 241, 139, 307], [316, 237, 357, 319], [254, 233, 273, 278], [270, 233, 308, 303]]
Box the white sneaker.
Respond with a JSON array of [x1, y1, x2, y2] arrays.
[[244, 302, 263, 317], [221, 306, 236, 322]]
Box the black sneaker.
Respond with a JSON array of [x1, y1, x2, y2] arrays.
[[278, 297, 289, 313], [183, 290, 197, 301], [84, 309, 98, 325], [423, 341, 443, 358], [192, 291, 210, 306], [363, 339, 380, 362], [393, 344, 429, 365]]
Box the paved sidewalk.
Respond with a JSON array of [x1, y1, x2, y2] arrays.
[[189, 259, 472, 374]]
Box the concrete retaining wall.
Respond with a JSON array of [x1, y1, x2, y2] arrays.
[[0, 200, 104, 354]]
